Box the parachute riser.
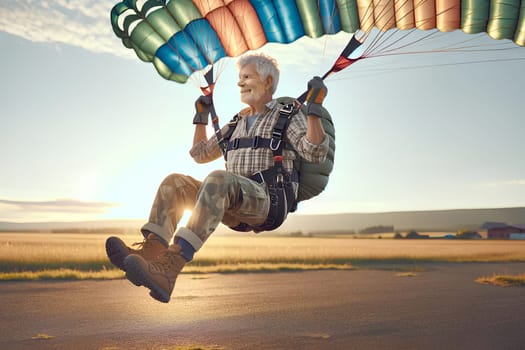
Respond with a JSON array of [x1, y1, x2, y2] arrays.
[[297, 35, 363, 104], [200, 67, 229, 157]]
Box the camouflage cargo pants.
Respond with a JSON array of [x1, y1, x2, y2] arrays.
[[141, 170, 270, 251]]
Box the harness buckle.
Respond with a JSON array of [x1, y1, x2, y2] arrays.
[[276, 173, 284, 186], [279, 103, 295, 117], [251, 171, 265, 184], [270, 138, 282, 151], [251, 136, 260, 149], [232, 138, 240, 150], [272, 130, 282, 139], [228, 114, 240, 127]]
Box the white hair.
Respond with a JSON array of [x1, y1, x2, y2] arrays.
[[237, 53, 280, 94]]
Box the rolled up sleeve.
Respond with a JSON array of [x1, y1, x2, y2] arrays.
[[297, 134, 329, 163], [189, 134, 222, 164], [287, 112, 329, 163]]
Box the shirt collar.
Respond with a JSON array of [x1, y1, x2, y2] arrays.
[[239, 99, 277, 118], [266, 99, 277, 108]]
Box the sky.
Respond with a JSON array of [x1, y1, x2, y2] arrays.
[[1, 0, 524, 223]]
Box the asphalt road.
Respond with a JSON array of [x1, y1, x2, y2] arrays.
[[1, 263, 524, 350]]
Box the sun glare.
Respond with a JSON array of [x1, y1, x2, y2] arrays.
[[179, 209, 192, 227]]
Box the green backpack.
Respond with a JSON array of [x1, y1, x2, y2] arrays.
[[275, 97, 335, 202]]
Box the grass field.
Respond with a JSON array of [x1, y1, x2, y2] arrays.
[[1, 232, 525, 281]]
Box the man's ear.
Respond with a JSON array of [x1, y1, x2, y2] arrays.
[[265, 75, 273, 92]]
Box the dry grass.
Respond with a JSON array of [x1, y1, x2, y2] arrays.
[[31, 333, 55, 340], [195, 235, 525, 265], [396, 272, 418, 277], [1, 232, 525, 280], [0, 232, 112, 273], [476, 273, 525, 287], [0, 268, 125, 281]]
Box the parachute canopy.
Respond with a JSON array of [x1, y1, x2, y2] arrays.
[[111, 0, 525, 83]]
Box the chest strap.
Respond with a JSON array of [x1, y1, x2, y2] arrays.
[[227, 136, 270, 151]]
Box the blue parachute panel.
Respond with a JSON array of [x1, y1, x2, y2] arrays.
[[248, 0, 287, 43], [185, 19, 227, 65], [320, 0, 341, 34]]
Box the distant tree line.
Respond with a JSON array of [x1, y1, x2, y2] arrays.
[[394, 229, 481, 239], [50, 228, 127, 234], [359, 225, 394, 234], [394, 230, 429, 239]]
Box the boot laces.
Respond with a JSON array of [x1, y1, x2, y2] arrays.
[[131, 236, 158, 250], [152, 250, 182, 273], [131, 240, 147, 249]]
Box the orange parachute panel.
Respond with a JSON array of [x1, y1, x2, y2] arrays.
[[415, 0, 437, 30], [228, 0, 267, 50], [373, 0, 396, 31], [206, 6, 248, 57], [395, 0, 415, 30], [192, 0, 225, 15], [436, 0, 461, 32]]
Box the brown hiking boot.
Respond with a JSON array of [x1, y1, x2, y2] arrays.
[[123, 245, 186, 303], [105, 233, 167, 271]]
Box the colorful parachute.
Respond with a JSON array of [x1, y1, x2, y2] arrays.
[[111, 0, 525, 84]]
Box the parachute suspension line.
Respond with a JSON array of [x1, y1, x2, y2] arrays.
[[355, 0, 523, 62], [352, 0, 416, 58], [429, 33, 520, 53], [330, 36, 525, 81], [356, 0, 444, 59], [337, 56, 525, 78], [353, 0, 454, 59], [363, 30, 523, 61], [363, 29, 441, 58]]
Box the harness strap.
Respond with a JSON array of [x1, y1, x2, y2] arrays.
[[211, 116, 227, 157], [250, 168, 299, 184], [216, 102, 300, 232], [227, 136, 271, 151], [216, 115, 240, 159]]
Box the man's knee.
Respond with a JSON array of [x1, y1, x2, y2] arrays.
[[200, 171, 240, 207], [160, 173, 199, 188], [202, 170, 235, 189]]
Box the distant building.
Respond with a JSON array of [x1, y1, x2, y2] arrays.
[[482, 222, 508, 230], [487, 224, 525, 240]]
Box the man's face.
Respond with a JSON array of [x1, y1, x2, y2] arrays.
[[237, 64, 270, 106]]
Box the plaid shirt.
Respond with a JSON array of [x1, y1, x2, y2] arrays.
[[190, 100, 329, 178]]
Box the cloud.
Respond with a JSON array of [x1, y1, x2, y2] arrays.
[[0, 198, 118, 214], [0, 0, 352, 68], [504, 179, 525, 186], [481, 179, 525, 187], [0, 0, 128, 56]]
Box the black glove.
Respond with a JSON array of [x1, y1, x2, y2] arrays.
[[305, 76, 327, 118], [193, 95, 212, 125]]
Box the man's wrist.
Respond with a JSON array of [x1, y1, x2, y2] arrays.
[[306, 103, 324, 118], [193, 114, 209, 125]]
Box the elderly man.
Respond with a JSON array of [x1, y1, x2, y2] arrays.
[[106, 53, 329, 303]]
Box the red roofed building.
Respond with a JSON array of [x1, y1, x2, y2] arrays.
[[487, 224, 525, 240]]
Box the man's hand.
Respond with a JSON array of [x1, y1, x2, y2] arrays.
[[305, 76, 327, 118], [193, 95, 212, 125]]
